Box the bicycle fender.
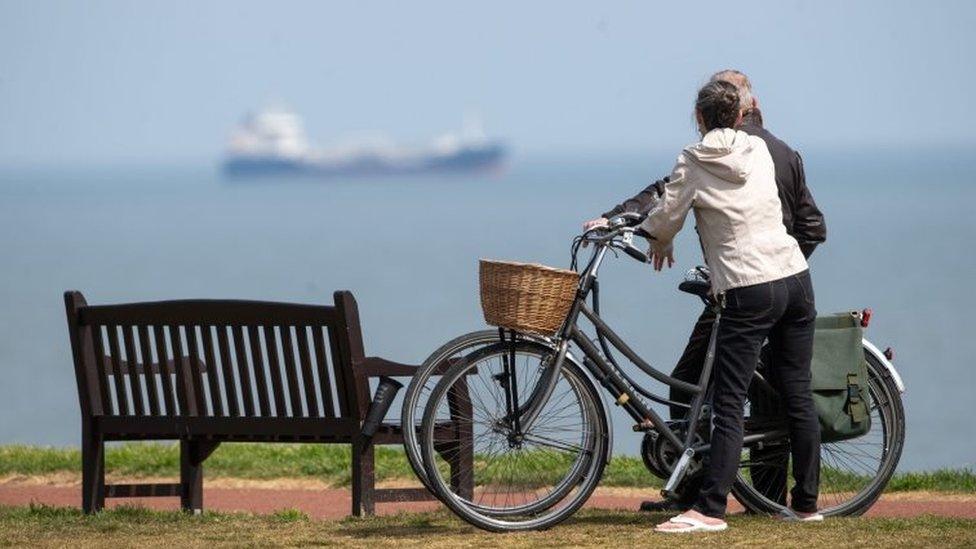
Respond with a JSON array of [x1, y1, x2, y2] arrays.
[[566, 348, 613, 465], [863, 338, 905, 393]]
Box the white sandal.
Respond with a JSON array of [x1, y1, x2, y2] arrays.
[[654, 514, 728, 534]]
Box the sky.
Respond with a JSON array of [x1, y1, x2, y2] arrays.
[[1, 0, 975, 165]]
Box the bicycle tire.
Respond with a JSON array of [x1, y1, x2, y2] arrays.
[[419, 341, 609, 532], [731, 348, 905, 516], [401, 330, 510, 492]]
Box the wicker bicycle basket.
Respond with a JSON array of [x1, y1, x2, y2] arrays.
[[479, 259, 579, 336]]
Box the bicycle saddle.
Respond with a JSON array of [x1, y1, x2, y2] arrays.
[[678, 266, 711, 300]]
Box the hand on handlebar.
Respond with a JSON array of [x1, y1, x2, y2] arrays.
[[582, 217, 609, 231]]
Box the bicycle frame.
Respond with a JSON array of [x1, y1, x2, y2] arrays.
[[508, 229, 787, 496]]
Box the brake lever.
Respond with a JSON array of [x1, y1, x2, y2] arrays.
[[580, 225, 612, 248], [621, 231, 650, 263]]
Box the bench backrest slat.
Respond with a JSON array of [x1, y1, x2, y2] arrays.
[[185, 326, 209, 416], [122, 325, 146, 415], [295, 327, 319, 417], [245, 326, 270, 416], [200, 326, 222, 416], [279, 326, 303, 416], [231, 325, 255, 417], [105, 326, 128, 415], [65, 292, 366, 424], [89, 324, 113, 415], [215, 326, 240, 417], [152, 325, 178, 415], [312, 325, 338, 417], [167, 325, 193, 416], [137, 325, 161, 415]]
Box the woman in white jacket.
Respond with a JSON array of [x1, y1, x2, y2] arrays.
[[648, 81, 821, 533]]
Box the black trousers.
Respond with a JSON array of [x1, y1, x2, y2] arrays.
[[668, 313, 790, 507], [673, 270, 821, 518]]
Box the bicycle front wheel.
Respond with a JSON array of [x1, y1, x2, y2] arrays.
[[419, 341, 608, 532]]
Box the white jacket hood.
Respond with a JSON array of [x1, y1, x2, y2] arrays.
[[685, 128, 755, 184]]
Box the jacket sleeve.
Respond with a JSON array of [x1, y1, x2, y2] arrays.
[[639, 158, 696, 255], [790, 152, 827, 258], [601, 176, 669, 219]]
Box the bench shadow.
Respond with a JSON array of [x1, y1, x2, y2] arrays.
[[338, 509, 663, 537]]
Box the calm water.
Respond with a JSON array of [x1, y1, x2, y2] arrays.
[[1, 149, 974, 471]]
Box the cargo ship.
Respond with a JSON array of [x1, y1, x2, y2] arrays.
[[223, 108, 506, 177]]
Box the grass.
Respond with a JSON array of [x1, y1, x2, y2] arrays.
[[1, 443, 974, 493], [0, 504, 974, 548]]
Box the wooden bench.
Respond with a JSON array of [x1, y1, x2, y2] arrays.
[[64, 290, 473, 516]]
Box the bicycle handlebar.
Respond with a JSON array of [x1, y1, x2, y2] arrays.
[[581, 213, 651, 264]]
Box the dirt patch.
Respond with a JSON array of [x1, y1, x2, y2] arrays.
[[0, 480, 973, 520], [0, 474, 423, 491]]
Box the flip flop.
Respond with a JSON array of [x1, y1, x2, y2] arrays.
[[654, 514, 728, 533]]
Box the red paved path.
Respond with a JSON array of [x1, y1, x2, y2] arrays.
[[1, 484, 973, 520]]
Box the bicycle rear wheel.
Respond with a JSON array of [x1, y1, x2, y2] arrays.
[[732, 348, 905, 516], [419, 341, 608, 532], [401, 330, 511, 492]]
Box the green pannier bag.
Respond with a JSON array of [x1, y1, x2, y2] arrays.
[[811, 312, 871, 442]]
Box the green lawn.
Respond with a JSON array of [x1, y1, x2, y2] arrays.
[[1, 443, 973, 492], [1, 504, 973, 548]]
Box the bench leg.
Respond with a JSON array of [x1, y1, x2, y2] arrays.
[[351, 438, 376, 517], [180, 440, 204, 513], [81, 424, 105, 514], [448, 378, 475, 500]]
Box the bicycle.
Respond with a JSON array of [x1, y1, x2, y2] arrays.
[[406, 212, 906, 531]]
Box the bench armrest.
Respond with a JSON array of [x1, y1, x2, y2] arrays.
[[356, 357, 419, 377]]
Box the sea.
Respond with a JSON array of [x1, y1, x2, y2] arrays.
[[1, 148, 974, 472]]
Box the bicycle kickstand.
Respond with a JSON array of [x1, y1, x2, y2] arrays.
[[661, 447, 696, 500]]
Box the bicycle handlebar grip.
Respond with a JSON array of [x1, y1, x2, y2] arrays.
[[361, 376, 404, 439], [624, 244, 649, 263]]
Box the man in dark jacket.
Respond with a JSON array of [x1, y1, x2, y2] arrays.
[[584, 69, 826, 511]]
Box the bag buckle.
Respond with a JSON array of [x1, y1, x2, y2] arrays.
[[846, 374, 861, 404], [846, 373, 868, 423]]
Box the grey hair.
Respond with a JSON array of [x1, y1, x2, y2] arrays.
[[710, 69, 754, 111]]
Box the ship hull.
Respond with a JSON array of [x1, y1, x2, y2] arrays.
[[224, 143, 506, 178]]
